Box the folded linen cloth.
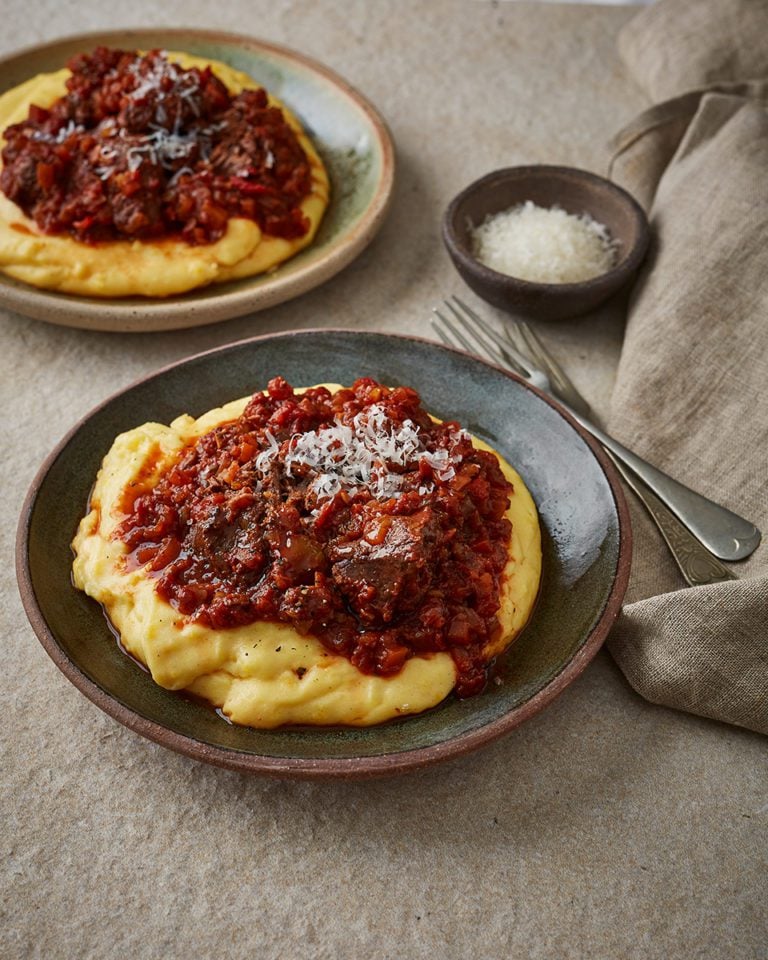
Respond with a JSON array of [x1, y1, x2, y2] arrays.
[[604, 0, 768, 734], [617, 0, 768, 104]]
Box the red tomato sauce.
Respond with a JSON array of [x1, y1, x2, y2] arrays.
[[0, 47, 313, 245], [117, 378, 514, 697]]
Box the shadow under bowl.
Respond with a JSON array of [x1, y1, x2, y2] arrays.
[[442, 165, 650, 321]]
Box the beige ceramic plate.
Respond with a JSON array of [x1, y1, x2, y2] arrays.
[[0, 30, 395, 331]]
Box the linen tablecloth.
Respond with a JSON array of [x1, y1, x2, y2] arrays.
[[2, 4, 765, 959]]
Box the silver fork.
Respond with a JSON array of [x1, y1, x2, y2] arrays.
[[503, 314, 736, 586], [432, 296, 756, 577]]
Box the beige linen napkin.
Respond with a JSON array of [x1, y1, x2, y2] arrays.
[[604, 0, 768, 734]]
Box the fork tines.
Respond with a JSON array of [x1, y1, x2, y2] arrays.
[[432, 297, 532, 377], [432, 296, 592, 418]]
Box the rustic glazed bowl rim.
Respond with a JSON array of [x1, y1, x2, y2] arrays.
[[443, 164, 650, 292], [0, 29, 395, 332], [16, 329, 632, 780]]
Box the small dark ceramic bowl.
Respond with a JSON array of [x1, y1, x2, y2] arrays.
[[442, 165, 650, 321]]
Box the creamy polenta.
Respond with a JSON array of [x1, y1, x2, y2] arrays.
[[0, 51, 329, 297], [72, 385, 542, 728]]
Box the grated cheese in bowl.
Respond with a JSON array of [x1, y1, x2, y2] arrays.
[[470, 201, 618, 284]]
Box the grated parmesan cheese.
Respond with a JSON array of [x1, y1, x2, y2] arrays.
[[30, 120, 84, 144], [471, 200, 618, 284], [127, 51, 201, 114], [253, 404, 467, 505]]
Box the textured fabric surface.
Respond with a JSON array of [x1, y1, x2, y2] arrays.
[[608, 80, 768, 211], [2, 5, 767, 960], [606, 0, 768, 734], [618, 0, 768, 102]]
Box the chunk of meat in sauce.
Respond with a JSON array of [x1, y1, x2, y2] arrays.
[[330, 509, 440, 626], [188, 503, 268, 582]]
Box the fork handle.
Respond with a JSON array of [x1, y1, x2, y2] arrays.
[[563, 406, 761, 562], [605, 452, 737, 585]]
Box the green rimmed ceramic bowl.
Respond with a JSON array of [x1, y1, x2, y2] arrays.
[[0, 30, 395, 331], [17, 330, 631, 778]]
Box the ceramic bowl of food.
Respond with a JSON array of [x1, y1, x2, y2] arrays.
[[17, 329, 631, 780], [0, 29, 395, 332], [442, 165, 649, 321]]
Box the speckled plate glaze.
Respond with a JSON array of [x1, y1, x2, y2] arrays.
[[0, 30, 395, 331], [17, 331, 631, 779]]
